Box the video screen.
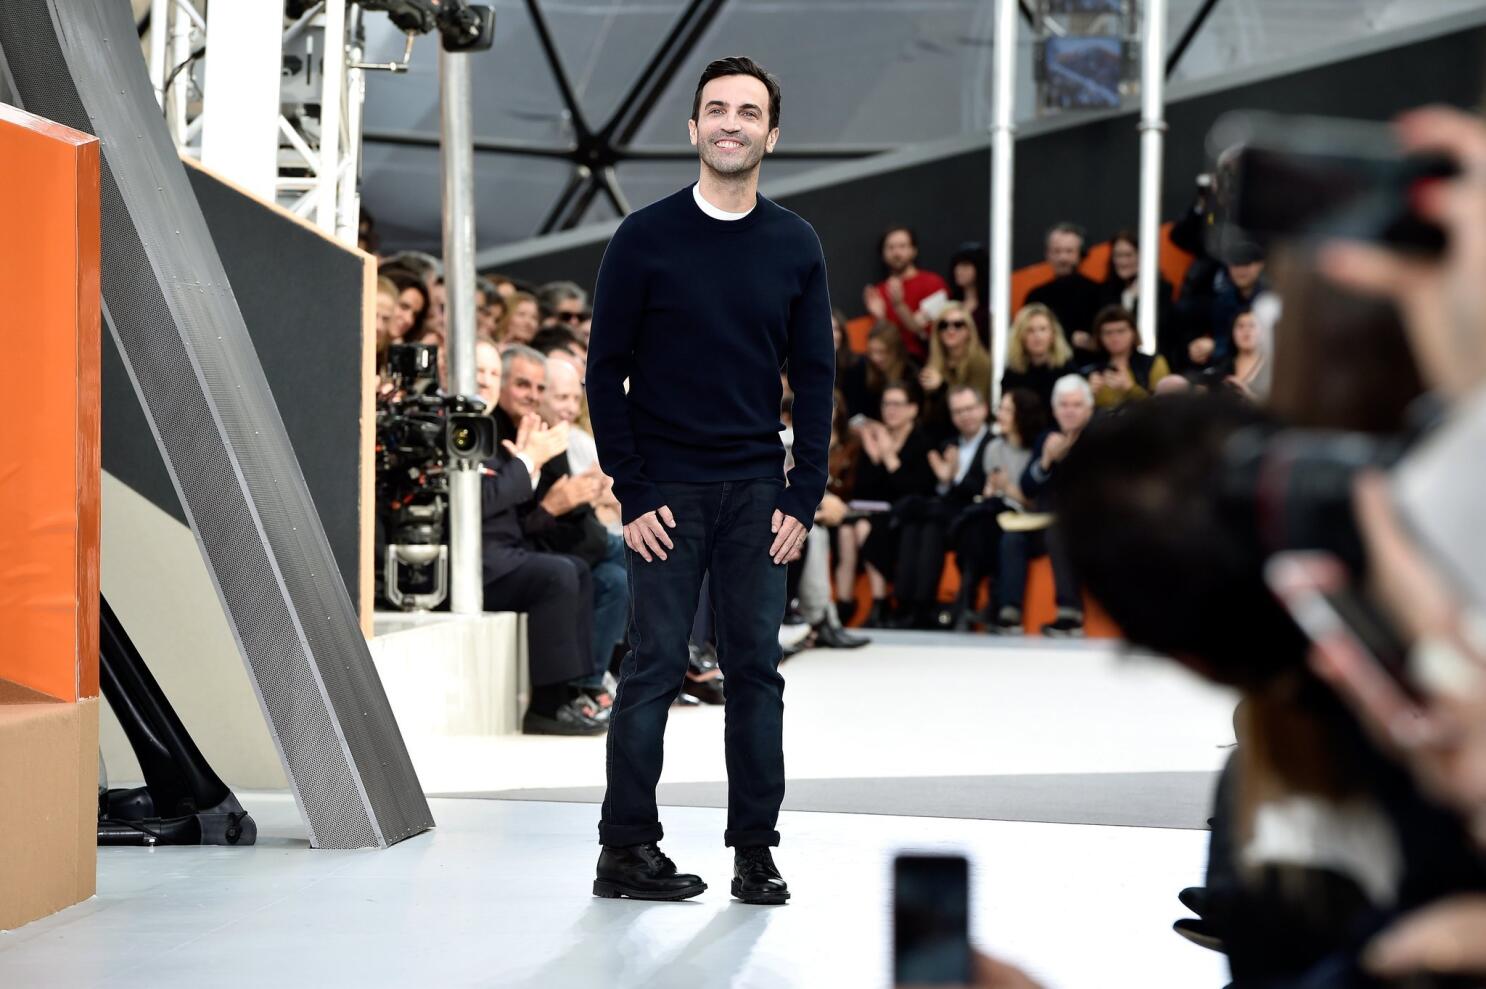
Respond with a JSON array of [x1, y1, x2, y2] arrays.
[[1047, 0, 1124, 13], [1042, 37, 1124, 110]]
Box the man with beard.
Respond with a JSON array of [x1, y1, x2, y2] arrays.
[[863, 225, 948, 362], [1026, 222, 1103, 360], [586, 56, 834, 905]]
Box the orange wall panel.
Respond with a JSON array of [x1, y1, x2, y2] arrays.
[[0, 104, 101, 702]]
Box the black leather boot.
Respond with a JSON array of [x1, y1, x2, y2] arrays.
[[732, 846, 790, 905], [593, 842, 707, 901]]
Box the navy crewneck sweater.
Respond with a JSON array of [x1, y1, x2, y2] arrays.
[[586, 185, 835, 529]]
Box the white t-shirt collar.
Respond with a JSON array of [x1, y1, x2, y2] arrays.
[[693, 183, 754, 221]]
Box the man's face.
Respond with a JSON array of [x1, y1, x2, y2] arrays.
[[881, 230, 916, 275], [1228, 260, 1264, 292], [1054, 389, 1093, 434], [499, 356, 546, 421], [540, 359, 583, 426], [545, 297, 584, 329], [1046, 231, 1083, 277], [475, 341, 502, 409], [949, 392, 988, 439], [688, 74, 777, 177]]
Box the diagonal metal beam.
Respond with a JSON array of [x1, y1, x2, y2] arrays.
[[362, 128, 577, 158], [523, 0, 592, 142], [1165, 0, 1223, 79], [596, 165, 631, 217], [600, 0, 728, 147], [538, 166, 591, 236], [620, 144, 892, 162]]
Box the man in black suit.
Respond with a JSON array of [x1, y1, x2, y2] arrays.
[[1026, 221, 1103, 361], [889, 384, 994, 628], [480, 350, 607, 736]]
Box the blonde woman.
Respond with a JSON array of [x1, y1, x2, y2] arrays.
[[496, 290, 541, 344], [919, 302, 991, 440], [1000, 302, 1075, 411]]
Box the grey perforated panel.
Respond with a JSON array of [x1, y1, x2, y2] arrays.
[[0, 0, 432, 848]]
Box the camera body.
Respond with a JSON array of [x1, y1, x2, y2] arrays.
[[376, 343, 496, 610]]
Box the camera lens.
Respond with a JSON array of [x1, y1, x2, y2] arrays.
[[450, 425, 475, 457]]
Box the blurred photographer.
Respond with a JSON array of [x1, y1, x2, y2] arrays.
[[1052, 104, 1486, 986], [1309, 105, 1486, 982]]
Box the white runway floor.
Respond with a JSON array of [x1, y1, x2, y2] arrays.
[[0, 634, 1238, 988]]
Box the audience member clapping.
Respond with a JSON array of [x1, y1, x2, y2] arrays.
[[1086, 304, 1170, 409], [863, 225, 949, 362], [946, 388, 1048, 629], [852, 382, 940, 628]]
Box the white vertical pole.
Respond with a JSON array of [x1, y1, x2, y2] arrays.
[[148, 0, 170, 108], [336, 11, 367, 246], [440, 44, 482, 616], [990, 0, 1019, 404], [318, 0, 348, 234], [1137, 0, 1168, 356], [167, 0, 194, 144], [201, 3, 282, 202]]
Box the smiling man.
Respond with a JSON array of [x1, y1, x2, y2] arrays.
[[585, 56, 834, 905]]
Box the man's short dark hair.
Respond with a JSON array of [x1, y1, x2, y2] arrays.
[[1045, 222, 1087, 248], [691, 56, 781, 131], [878, 225, 918, 254], [1054, 394, 1306, 687], [947, 384, 984, 407], [1091, 304, 1135, 337], [530, 325, 582, 356]]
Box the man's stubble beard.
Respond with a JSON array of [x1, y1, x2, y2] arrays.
[[699, 139, 765, 180]]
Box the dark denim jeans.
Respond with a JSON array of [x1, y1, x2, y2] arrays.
[[599, 478, 788, 848], [583, 532, 629, 688]]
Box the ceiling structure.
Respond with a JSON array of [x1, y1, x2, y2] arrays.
[[355, 0, 1483, 253]]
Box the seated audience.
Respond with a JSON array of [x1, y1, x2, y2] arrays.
[[475, 276, 504, 339], [478, 358, 604, 736], [946, 241, 990, 345], [535, 354, 627, 711], [1207, 309, 1270, 403], [851, 382, 938, 628], [999, 303, 1076, 412], [538, 280, 589, 331], [1026, 222, 1102, 358], [989, 374, 1092, 637], [919, 303, 992, 442], [840, 321, 921, 424], [1085, 304, 1170, 409], [947, 388, 1047, 628], [862, 225, 948, 362], [374, 276, 398, 374], [1098, 228, 1176, 363], [883, 384, 993, 628], [381, 267, 429, 344], [497, 290, 541, 345], [1191, 241, 1279, 369]]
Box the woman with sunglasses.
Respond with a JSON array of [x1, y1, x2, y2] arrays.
[[919, 303, 992, 442]]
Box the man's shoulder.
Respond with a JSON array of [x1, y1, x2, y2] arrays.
[[757, 195, 821, 245], [611, 187, 692, 238]]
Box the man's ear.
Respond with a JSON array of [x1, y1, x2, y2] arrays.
[[688, 119, 698, 147], [765, 127, 780, 154]]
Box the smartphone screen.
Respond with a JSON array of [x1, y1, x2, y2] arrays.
[[893, 854, 972, 986]]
